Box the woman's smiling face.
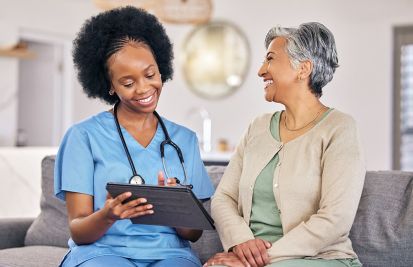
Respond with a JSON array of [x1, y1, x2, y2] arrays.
[[107, 43, 163, 114], [257, 37, 299, 103]]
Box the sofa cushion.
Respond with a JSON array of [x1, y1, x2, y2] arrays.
[[0, 245, 67, 267], [24, 156, 70, 248], [190, 166, 225, 263], [0, 218, 34, 249], [350, 171, 413, 267]]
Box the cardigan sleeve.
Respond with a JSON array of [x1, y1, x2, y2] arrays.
[[267, 116, 366, 261], [211, 123, 255, 251]]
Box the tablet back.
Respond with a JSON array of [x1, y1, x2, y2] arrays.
[[106, 183, 215, 230]]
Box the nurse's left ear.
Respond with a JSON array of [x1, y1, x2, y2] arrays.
[[297, 60, 313, 81]]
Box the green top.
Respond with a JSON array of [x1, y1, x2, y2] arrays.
[[249, 111, 283, 243], [250, 109, 333, 243]]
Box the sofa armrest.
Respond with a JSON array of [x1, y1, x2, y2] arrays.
[[0, 218, 34, 249]]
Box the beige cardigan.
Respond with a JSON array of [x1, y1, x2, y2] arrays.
[[211, 109, 366, 263]]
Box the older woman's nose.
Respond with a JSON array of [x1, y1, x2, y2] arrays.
[[258, 62, 267, 77]]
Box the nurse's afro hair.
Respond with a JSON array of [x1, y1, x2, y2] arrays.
[[72, 6, 174, 105]]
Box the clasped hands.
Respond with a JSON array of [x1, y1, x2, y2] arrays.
[[103, 171, 176, 223], [204, 238, 272, 267]]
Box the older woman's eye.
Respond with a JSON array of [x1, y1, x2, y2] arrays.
[[263, 57, 272, 64]]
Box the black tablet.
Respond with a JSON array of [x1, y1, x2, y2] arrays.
[[106, 182, 215, 230]]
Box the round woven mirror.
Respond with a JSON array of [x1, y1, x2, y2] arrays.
[[181, 21, 250, 99]]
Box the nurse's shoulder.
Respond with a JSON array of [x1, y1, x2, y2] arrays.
[[159, 116, 198, 141], [62, 111, 112, 138]]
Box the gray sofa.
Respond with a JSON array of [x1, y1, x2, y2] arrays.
[[0, 156, 412, 267]]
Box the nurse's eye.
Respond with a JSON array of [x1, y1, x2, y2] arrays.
[[123, 82, 134, 88], [147, 73, 155, 79]]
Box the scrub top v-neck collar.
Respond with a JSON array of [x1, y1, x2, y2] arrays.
[[104, 111, 163, 151]]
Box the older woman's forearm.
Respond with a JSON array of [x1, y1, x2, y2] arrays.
[[212, 192, 255, 251]]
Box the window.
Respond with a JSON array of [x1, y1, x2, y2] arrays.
[[394, 26, 413, 171]]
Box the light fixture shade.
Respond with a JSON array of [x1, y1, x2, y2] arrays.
[[92, 0, 212, 24], [150, 0, 212, 24]]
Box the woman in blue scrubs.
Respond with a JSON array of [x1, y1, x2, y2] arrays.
[[54, 7, 214, 267]]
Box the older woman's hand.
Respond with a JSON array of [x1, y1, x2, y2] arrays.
[[203, 252, 247, 267], [232, 238, 272, 267]]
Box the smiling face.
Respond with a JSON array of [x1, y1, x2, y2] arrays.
[[257, 37, 300, 103], [107, 43, 162, 114]]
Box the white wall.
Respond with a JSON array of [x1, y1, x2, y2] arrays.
[[0, 57, 18, 146], [1, 0, 412, 170], [17, 41, 62, 146], [0, 147, 58, 218]]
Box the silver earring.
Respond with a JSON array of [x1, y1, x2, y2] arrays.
[[109, 89, 115, 96]]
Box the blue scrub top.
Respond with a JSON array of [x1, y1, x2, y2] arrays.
[[54, 111, 215, 267]]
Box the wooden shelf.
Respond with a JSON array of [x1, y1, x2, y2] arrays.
[[0, 47, 36, 59]]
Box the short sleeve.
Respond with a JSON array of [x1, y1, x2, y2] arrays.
[[187, 135, 215, 200], [54, 126, 95, 201]]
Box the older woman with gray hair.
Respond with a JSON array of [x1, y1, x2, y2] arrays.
[[204, 22, 365, 267]]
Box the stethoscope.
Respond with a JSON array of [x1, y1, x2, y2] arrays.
[[113, 102, 192, 189]]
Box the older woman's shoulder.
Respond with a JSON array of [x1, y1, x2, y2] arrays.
[[249, 112, 280, 128], [240, 112, 281, 138], [320, 109, 362, 138], [325, 109, 358, 126]]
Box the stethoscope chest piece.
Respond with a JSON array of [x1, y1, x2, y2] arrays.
[[129, 175, 145, 185]]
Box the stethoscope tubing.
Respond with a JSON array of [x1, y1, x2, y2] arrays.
[[113, 102, 139, 178], [113, 102, 191, 188]]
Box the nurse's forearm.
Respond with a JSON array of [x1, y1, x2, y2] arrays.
[[69, 209, 114, 245], [175, 228, 202, 242]]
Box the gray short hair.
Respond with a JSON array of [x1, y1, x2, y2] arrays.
[[264, 22, 339, 97]]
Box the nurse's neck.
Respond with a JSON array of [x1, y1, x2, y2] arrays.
[[109, 104, 157, 132]]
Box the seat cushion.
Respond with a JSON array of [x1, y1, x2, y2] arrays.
[[0, 246, 67, 267], [350, 171, 413, 267], [24, 156, 70, 248]]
